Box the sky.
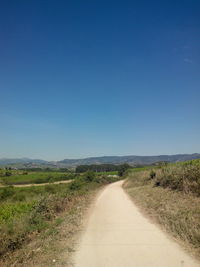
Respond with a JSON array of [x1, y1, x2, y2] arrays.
[[0, 0, 200, 160]]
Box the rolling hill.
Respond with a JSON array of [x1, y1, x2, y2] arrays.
[[0, 153, 200, 168]]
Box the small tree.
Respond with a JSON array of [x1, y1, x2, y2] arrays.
[[118, 164, 130, 177]]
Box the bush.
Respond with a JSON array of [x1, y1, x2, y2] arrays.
[[118, 164, 130, 177], [0, 187, 14, 201], [155, 162, 200, 196], [45, 185, 56, 193], [83, 171, 96, 182], [149, 170, 156, 179], [5, 171, 12, 177], [12, 193, 26, 202], [69, 179, 83, 190]]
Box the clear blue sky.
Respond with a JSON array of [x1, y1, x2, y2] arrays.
[[0, 0, 200, 160]]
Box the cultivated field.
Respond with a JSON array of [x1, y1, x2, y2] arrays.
[[0, 170, 75, 186]]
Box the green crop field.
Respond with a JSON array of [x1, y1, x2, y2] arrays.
[[0, 171, 76, 185]]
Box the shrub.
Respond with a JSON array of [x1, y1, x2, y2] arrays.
[[155, 162, 200, 196], [5, 171, 12, 177], [0, 187, 14, 201], [12, 193, 26, 202], [149, 170, 156, 179], [69, 179, 83, 190], [118, 164, 130, 177], [83, 171, 95, 182], [45, 185, 56, 193]]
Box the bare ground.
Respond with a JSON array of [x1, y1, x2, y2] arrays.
[[0, 179, 72, 188]]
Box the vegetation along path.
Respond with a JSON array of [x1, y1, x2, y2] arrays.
[[74, 181, 199, 267]]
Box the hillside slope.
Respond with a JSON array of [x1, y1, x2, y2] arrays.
[[0, 153, 200, 167]]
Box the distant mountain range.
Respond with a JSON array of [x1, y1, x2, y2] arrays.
[[0, 158, 47, 165], [0, 153, 200, 168]]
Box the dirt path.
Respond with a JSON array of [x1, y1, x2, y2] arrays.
[[0, 179, 72, 188], [74, 181, 199, 267]]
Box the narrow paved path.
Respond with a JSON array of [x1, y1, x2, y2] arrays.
[[74, 181, 199, 267], [0, 179, 72, 188]]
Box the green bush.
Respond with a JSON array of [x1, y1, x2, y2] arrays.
[[45, 185, 56, 193], [118, 164, 130, 177], [69, 179, 83, 190], [83, 171, 96, 182], [12, 193, 26, 202], [0, 187, 14, 201]]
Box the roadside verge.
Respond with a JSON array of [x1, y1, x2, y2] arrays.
[[123, 170, 200, 260]]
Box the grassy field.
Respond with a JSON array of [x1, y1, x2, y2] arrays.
[[0, 172, 120, 266], [0, 171, 76, 185], [123, 159, 200, 259], [129, 166, 155, 172]]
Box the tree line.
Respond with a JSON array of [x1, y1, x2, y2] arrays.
[[75, 163, 130, 175]]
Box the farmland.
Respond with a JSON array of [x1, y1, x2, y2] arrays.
[[0, 172, 73, 185], [1, 160, 200, 265]]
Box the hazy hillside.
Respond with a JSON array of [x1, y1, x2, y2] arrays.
[[0, 158, 47, 165], [0, 153, 200, 168], [58, 154, 200, 166]]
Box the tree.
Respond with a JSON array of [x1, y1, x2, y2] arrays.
[[118, 164, 130, 177]]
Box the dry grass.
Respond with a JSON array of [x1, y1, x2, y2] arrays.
[[154, 161, 200, 196], [1, 192, 96, 267], [123, 169, 200, 259]]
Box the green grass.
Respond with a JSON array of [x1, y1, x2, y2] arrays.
[[0, 172, 120, 259], [0, 172, 75, 185], [0, 202, 34, 224]]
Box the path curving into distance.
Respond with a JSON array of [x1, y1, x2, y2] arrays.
[[74, 181, 199, 267]]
